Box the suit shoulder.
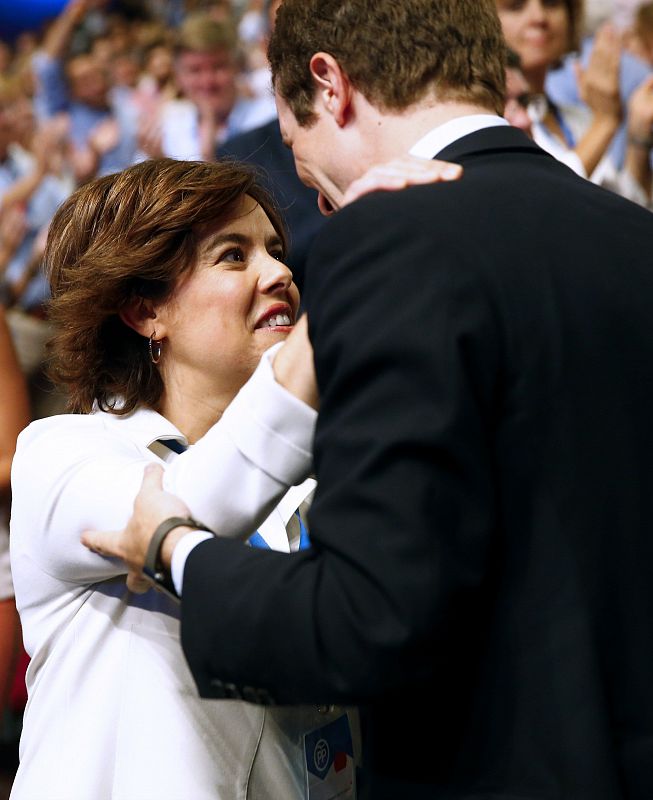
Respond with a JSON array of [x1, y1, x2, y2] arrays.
[[311, 183, 466, 256]]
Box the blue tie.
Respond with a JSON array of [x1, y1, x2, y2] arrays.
[[249, 509, 311, 550]]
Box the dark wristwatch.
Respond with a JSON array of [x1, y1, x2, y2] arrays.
[[142, 515, 213, 601]]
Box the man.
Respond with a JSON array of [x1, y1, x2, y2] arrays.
[[85, 0, 653, 796], [140, 12, 275, 161], [31, 0, 139, 181]]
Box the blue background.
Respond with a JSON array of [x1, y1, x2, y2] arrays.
[[0, 1, 69, 41]]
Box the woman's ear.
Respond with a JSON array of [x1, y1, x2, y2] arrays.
[[119, 297, 160, 338]]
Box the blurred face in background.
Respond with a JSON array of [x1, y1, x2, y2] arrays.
[[146, 45, 174, 86], [496, 0, 570, 75], [6, 95, 35, 144], [112, 54, 141, 88], [175, 48, 237, 120], [504, 65, 534, 136], [67, 56, 109, 108]]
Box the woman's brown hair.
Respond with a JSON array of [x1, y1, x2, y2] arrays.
[[45, 158, 287, 415]]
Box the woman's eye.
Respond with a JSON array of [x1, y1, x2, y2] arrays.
[[499, 0, 525, 11], [220, 247, 245, 264], [270, 249, 285, 262]]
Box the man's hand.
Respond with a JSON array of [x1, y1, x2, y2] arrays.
[[341, 155, 463, 207], [82, 464, 194, 594]]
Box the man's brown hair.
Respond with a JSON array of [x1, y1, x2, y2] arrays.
[[45, 158, 286, 415], [268, 0, 507, 126]]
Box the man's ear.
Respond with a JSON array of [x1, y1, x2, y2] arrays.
[[309, 52, 352, 127], [119, 297, 161, 339]]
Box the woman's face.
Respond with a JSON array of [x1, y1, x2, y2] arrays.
[[497, 0, 570, 74], [158, 195, 299, 399]]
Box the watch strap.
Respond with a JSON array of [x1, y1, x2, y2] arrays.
[[142, 515, 213, 598]]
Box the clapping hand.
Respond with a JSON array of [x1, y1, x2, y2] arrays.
[[575, 22, 623, 123]]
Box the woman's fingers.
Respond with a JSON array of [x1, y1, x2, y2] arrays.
[[342, 156, 463, 206]]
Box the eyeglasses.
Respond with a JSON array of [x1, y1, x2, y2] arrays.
[[526, 93, 548, 122]]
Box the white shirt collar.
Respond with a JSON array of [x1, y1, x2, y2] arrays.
[[92, 405, 189, 460], [409, 114, 509, 159]]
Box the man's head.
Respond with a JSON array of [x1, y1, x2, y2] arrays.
[[174, 13, 239, 122], [269, 0, 506, 125], [268, 0, 506, 211]]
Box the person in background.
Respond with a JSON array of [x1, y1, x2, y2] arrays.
[[0, 84, 71, 317], [30, 0, 139, 182], [504, 49, 535, 136], [498, 0, 653, 206], [624, 2, 653, 64], [546, 0, 653, 135], [136, 39, 177, 104], [139, 12, 275, 161]]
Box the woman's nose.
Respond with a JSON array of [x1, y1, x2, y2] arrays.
[[526, 0, 547, 23], [259, 254, 294, 293]]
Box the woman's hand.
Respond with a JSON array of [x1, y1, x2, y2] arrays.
[[624, 75, 653, 199], [341, 155, 463, 207], [627, 75, 653, 144], [138, 111, 165, 160], [575, 23, 623, 123], [272, 315, 318, 410]]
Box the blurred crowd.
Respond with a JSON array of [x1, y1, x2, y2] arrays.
[[2, 0, 653, 795], [0, 0, 283, 319]]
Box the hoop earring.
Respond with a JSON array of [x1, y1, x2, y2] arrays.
[[149, 333, 162, 365]]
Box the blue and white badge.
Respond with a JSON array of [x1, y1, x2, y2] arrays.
[[304, 714, 356, 799]]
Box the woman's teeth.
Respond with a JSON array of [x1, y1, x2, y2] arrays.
[[264, 314, 291, 327]]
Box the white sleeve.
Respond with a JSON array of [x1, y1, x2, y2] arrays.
[[11, 344, 315, 585], [11, 420, 158, 584], [171, 531, 214, 595], [163, 342, 316, 537]]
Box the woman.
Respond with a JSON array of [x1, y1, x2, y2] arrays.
[[9, 155, 456, 800], [8, 157, 349, 800], [497, 0, 653, 206]]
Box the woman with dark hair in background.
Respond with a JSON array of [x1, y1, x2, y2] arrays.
[[497, 0, 653, 205]]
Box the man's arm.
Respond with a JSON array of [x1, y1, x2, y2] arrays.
[[173, 189, 499, 705], [87, 188, 498, 705], [82, 317, 318, 593]]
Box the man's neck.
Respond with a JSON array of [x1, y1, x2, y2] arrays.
[[358, 98, 500, 163]]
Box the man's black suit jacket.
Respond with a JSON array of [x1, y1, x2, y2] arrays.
[[182, 126, 653, 798]]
